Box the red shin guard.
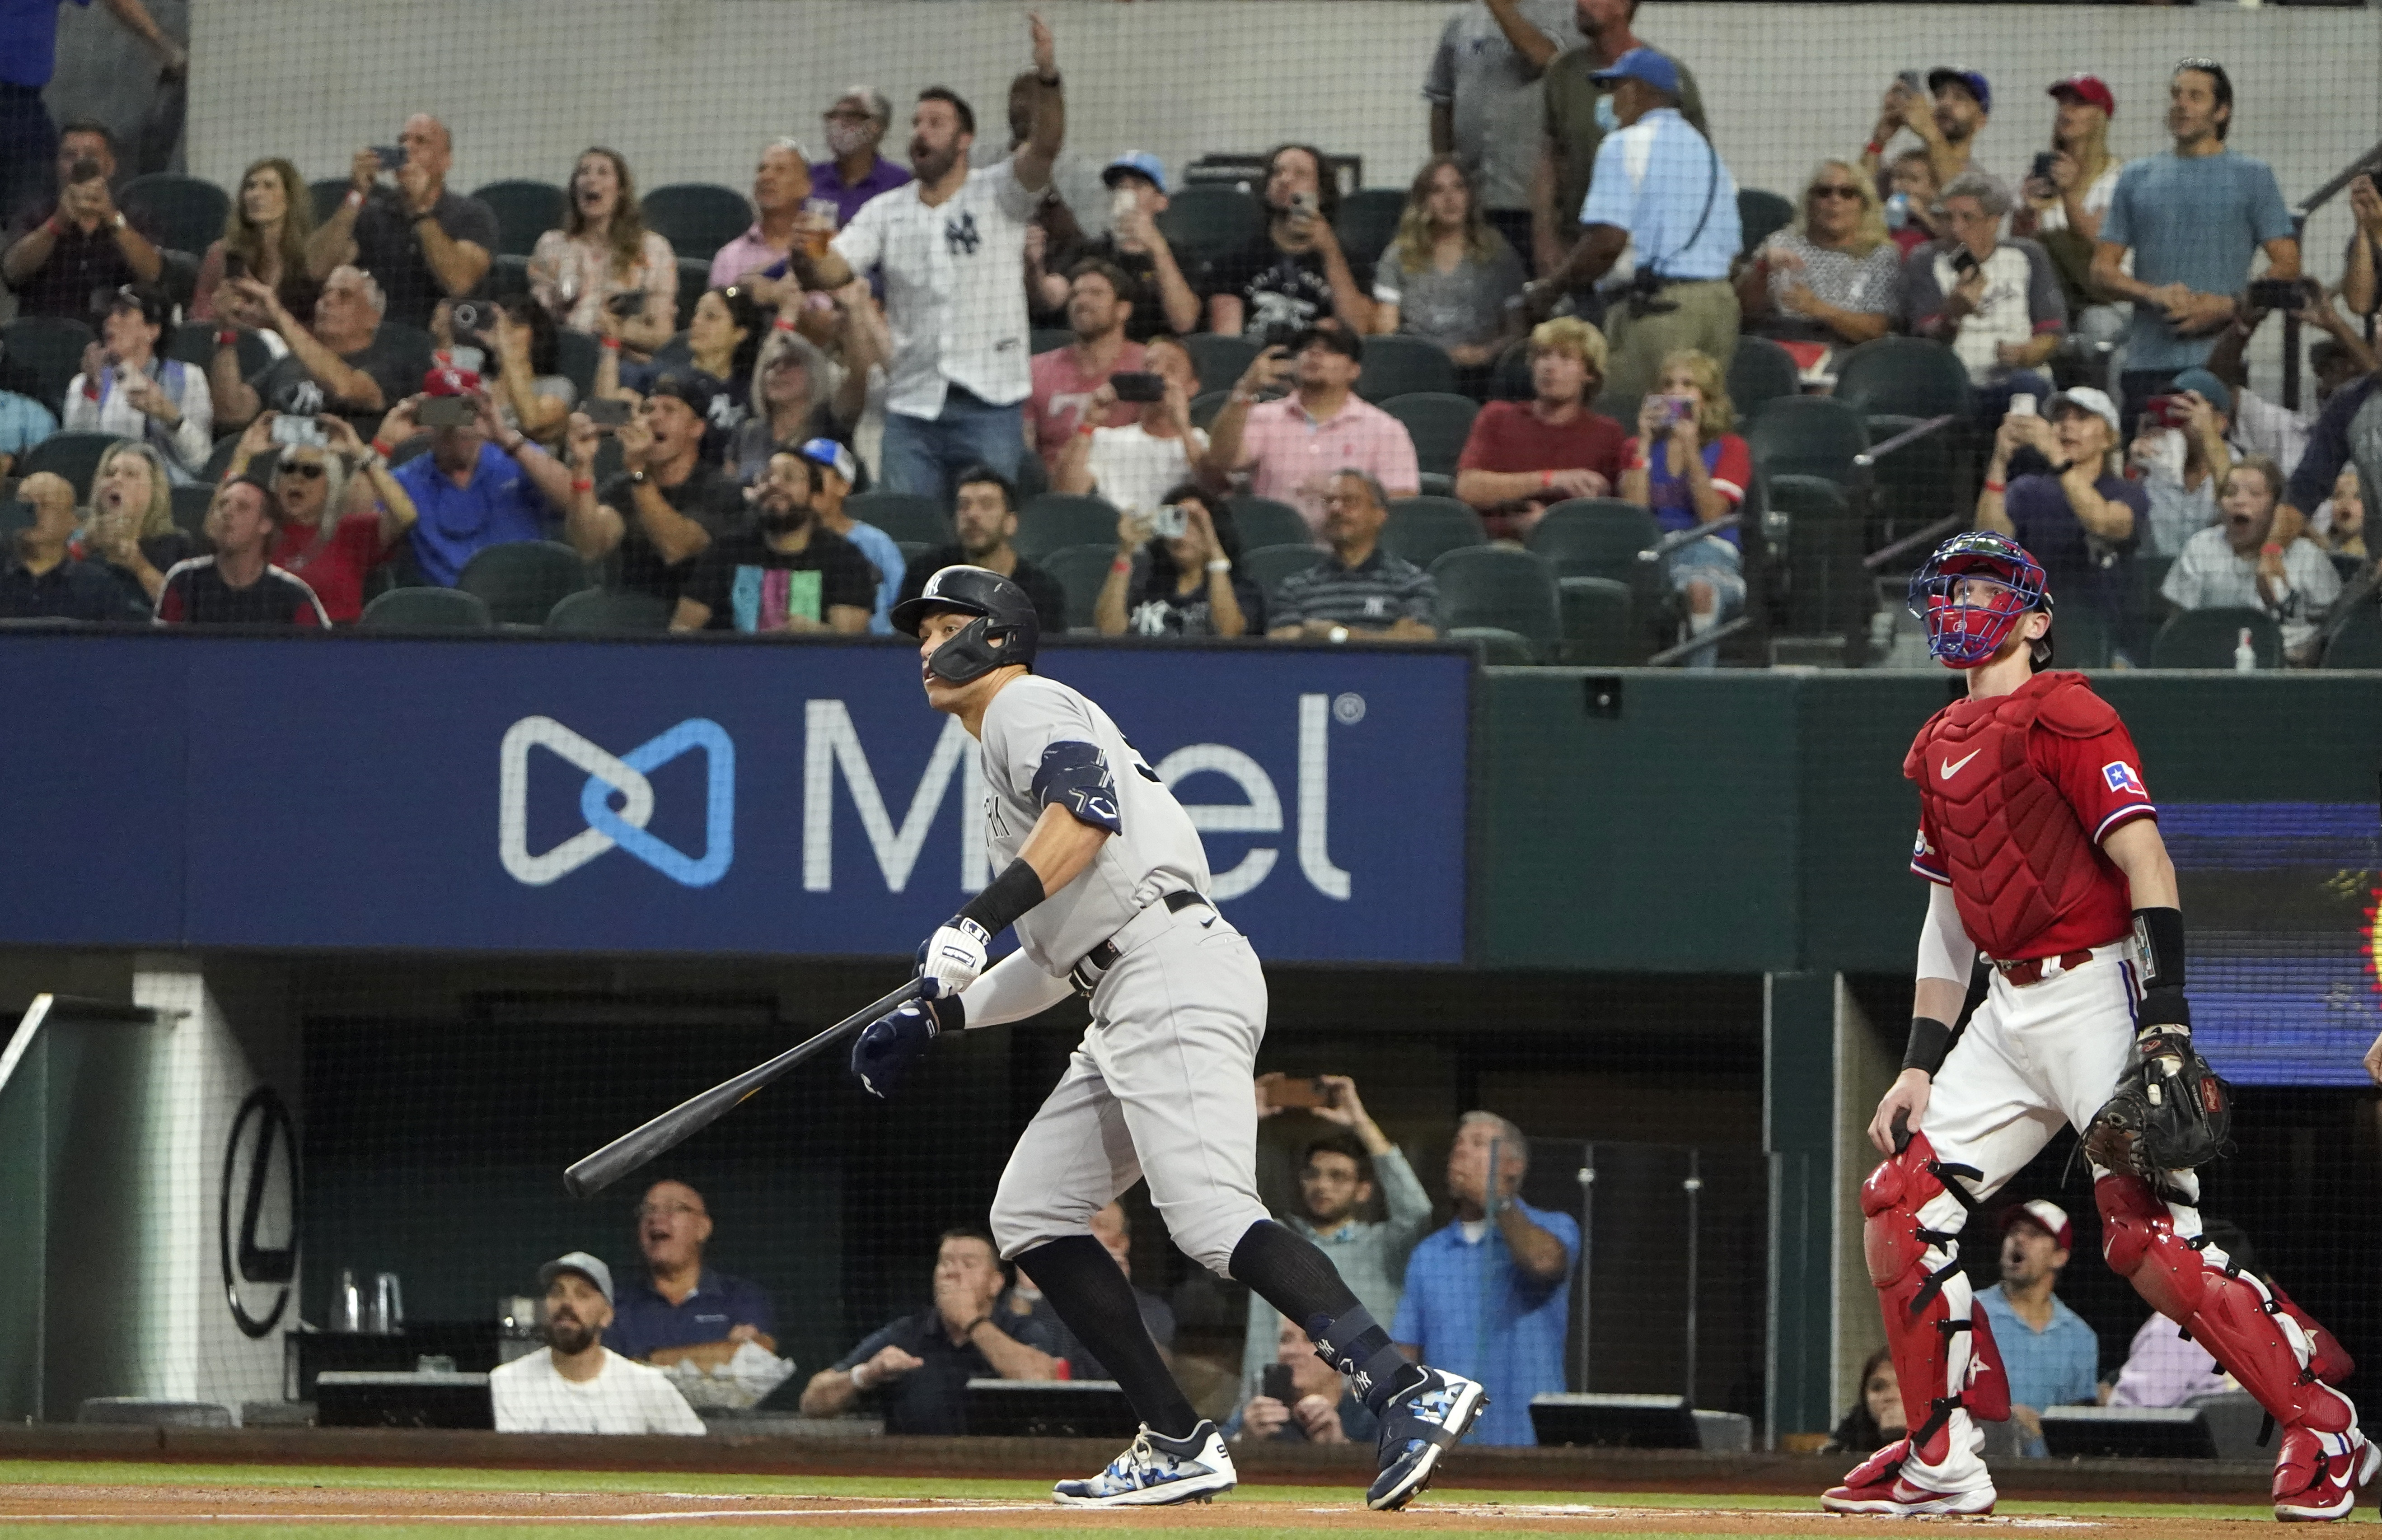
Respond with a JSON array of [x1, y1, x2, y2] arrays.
[[1863, 1134, 2005, 1466]]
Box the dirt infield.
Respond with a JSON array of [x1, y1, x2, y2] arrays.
[[0, 1468, 2337, 1538]]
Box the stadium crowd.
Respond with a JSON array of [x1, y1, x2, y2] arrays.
[[1, 4, 2377, 667]]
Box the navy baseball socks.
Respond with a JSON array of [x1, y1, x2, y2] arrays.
[[1012, 1235, 1201, 1437]]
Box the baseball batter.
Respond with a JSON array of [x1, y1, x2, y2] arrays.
[[849, 565, 1485, 1509], [1825, 532, 2372, 1522]]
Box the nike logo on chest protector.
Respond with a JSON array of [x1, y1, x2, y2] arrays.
[[1939, 748, 1983, 780]]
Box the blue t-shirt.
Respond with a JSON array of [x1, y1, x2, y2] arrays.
[[0, 388, 59, 459], [1391, 1201, 1580, 1447], [2002, 469, 2146, 627], [1977, 1283, 2101, 1457], [393, 442, 557, 588], [0, 0, 88, 90], [2101, 150, 2294, 374], [607, 1268, 778, 1362], [838, 517, 905, 634]]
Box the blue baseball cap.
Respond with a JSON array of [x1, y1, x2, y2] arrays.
[[1101, 151, 1167, 196], [1928, 67, 1991, 113], [1587, 47, 1680, 97], [797, 436, 858, 485], [2168, 368, 2232, 417]]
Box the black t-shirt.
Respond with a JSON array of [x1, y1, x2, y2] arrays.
[[248, 328, 426, 434], [156, 557, 329, 626], [831, 1307, 1063, 1437], [350, 188, 500, 329], [682, 526, 879, 631], [896, 545, 1067, 635], [81, 532, 198, 614], [1, 200, 163, 321], [1198, 231, 1370, 337], [0, 555, 148, 622], [1076, 235, 1171, 343], [597, 462, 748, 602], [1125, 568, 1265, 637]]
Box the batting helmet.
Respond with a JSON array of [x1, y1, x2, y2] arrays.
[[1908, 532, 2053, 669], [891, 565, 1040, 684]]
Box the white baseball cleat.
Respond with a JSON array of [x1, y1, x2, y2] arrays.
[[1052, 1419, 1237, 1507]]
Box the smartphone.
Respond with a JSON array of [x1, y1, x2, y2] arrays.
[[1269, 1077, 1335, 1110], [1896, 69, 1928, 98], [69, 156, 103, 185], [1259, 322, 1301, 352], [1110, 371, 1165, 404], [2030, 151, 2059, 186], [1657, 394, 1695, 426], [222, 251, 248, 282], [2144, 393, 2193, 429], [418, 395, 473, 428], [605, 290, 646, 319], [584, 397, 632, 429], [1148, 503, 1189, 540], [370, 144, 407, 172], [270, 415, 327, 448], [2247, 277, 2309, 311], [1288, 190, 1318, 223], [1261, 1364, 1295, 1405], [1951, 249, 1980, 277], [2009, 394, 2036, 418]]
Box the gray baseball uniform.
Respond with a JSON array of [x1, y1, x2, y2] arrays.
[[969, 675, 1273, 1275]]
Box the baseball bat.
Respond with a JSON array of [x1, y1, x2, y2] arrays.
[[563, 978, 924, 1198]]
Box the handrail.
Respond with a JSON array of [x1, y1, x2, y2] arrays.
[[1853, 413, 1958, 471], [1863, 513, 1967, 572], [2297, 138, 2382, 216], [1647, 615, 1752, 667], [1639, 512, 1745, 563]]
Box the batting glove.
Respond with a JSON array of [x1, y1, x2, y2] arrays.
[[851, 989, 964, 1100], [920, 917, 991, 994]]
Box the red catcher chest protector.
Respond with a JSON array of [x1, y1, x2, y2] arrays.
[[1905, 671, 2112, 961]]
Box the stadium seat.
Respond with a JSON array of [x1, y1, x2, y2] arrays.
[[2051, 598, 2114, 669], [1430, 545, 1558, 656], [1527, 497, 1658, 582], [1031, 328, 1075, 356], [374, 320, 440, 385], [1040, 542, 1122, 631], [847, 492, 949, 546], [2151, 607, 2281, 669], [168, 321, 269, 378], [1833, 336, 1974, 424], [1746, 395, 1867, 486], [2321, 599, 2382, 669], [1736, 189, 1796, 256], [1015, 445, 1049, 503], [641, 183, 753, 261], [18, 432, 123, 500], [1015, 493, 1119, 560], [1189, 389, 1230, 430], [1335, 188, 1406, 266], [1186, 333, 1259, 395], [1357, 335, 1456, 401], [1381, 392, 1478, 480], [1558, 575, 1641, 665], [545, 588, 670, 633], [894, 540, 932, 567], [309, 179, 350, 224], [202, 433, 249, 486], [471, 179, 569, 258], [0, 497, 32, 542], [1154, 186, 1264, 267], [674, 259, 711, 330], [1448, 625, 1537, 665], [118, 173, 229, 256], [554, 328, 601, 403], [360, 586, 493, 631], [489, 253, 532, 299], [1766, 474, 1867, 639], [1492, 341, 1532, 401], [1382, 496, 1485, 568], [1, 315, 96, 415], [1243, 542, 1320, 607], [455, 540, 593, 625], [1727, 336, 1801, 419], [169, 484, 214, 538], [1226, 495, 1310, 551]]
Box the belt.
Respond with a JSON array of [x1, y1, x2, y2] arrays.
[[1069, 889, 1208, 996], [1995, 950, 2094, 987]]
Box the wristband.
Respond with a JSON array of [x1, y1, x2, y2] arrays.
[[1539, 469, 1554, 489], [215, 329, 239, 349], [1078, 422, 1097, 438], [850, 1364, 869, 1390], [1206, 557, 1232, 574], [1902, 1016, 1954, 1077], [371, 438, 394, 457], [957, 857, 1047, 936], [1865, 139, 1886, 158], [2260, 541, 2283, 556], [599, 336, 621, 350], [772, 317, 795, 332], [345, 189, 364, 211], [1111, 556, 1132, 574], [1983, 479, 2005, 494], [571, 476, 594, 494]]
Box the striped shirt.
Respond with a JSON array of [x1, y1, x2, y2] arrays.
[[1271, 546, 1437, 631]]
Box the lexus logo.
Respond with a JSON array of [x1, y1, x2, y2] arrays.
[[219, 1087, 300, 1339]]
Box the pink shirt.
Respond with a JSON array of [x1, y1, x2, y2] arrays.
[[710, 224, 791, 288], [1232, 393, 1423, 534], [1028, 342, 1143, 467]]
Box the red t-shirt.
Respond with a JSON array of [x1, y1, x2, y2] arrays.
[[1910, 690, 2157, 959], [270, 513, 388, 623], [1456, 400, 1629, 538], [1029, 342, 1143, 467]]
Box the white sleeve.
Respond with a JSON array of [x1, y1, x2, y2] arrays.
[[1915, 879, 1977, 986], [171, 368, 212, 469], [830, 197, 887, 275], [959, 947, 1075, 1027], [646, 1369, 707, 1434]]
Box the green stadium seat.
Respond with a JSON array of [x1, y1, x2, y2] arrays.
[[545, 588, 671, 633], [2321, 598, 2382, 669], [1244, 543, 1320, 610], [456, 540, 594, 625], [674, 260, 711, 330], [1155, 186, 1264, 268], [1727, 336, 1801, 418], [1382, 496, 1484, 568], [168, 320, 269, 378], [1016, 494, 1120, 561], [848, 493, 949, 546], [169, 484, 214, 539], [1833, 336, 1973, 423], [1736, 189, 1796, 256], [1746, 395, 1867, 486], [360, 586, 493, 631], [1190, 389, 1230, 430], [1032, 328, 1075, 356], [309, 179, 350, 224], [641, 183, 753, 261], [1766, 474, 1867, 640], [1357, 335, 1456, 401], [1429, 545, 1558, 655], [554, 329, 601, 403], [1447, 625, 1537, 665], [1335, 188, 1406, 265], [1381, 392, 1478, 481], [1558, 575, 1640, 665], [1, 315, 95, 416], [1527, 497, 1658, 582], [2152, 607, 2281, 669], [119, 173, 229, 256], [471, 179, 569, 258], [1039, 542, 1123, 631], [17, 432, 123, 501], [1186, 334, 1259, 395], [1226, 496, 1310, 551]]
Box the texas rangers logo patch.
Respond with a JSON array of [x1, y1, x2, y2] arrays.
[[2102, 761, 2147, 796]]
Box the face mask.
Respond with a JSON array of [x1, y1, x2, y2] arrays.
[[825, 120, 871, 159]]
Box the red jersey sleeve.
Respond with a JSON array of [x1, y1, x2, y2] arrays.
[[2034, 722, 2158, 845], [1708, 434, 1751, 507]]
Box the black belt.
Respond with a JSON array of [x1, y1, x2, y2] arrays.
[[1070, 890, 1208, 994]]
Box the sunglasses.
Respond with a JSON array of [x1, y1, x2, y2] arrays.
[[278, 462, 326, 480], [1810, 185, 1863, 200]]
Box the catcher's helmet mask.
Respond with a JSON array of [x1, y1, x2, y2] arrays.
[[1909, 531, 2056, 669]]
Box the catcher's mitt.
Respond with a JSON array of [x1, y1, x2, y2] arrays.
[[2082, 1027, 2232, 1177]]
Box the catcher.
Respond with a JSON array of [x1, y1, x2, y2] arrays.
[[1824, 532, 2370, 1523]]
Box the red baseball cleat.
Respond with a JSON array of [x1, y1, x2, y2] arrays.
[[1821, 1443, 1997, 1518], [2274, 1428, 2381, 1522]]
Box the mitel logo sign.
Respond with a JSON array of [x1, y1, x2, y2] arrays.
[[499, 716, 735, 887]]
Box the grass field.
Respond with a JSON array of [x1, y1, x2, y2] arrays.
[[1, 1460, 2363, 1538]]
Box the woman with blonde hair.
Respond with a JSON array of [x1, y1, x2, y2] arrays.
[[529, 146, 677, 357], [192, 157, 317, 320], [2015, 75, 2127, 370], [1736, 159, 1900, 365], [77, 439, 198, 608], [1620, 348, 1753, 665], [1370, 154, 1525, 376]]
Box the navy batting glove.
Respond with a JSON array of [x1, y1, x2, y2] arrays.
[[850, 987, 964, 1100]]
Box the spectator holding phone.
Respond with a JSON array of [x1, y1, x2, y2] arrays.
[[389, 367, 578, 587], [1453, 315, 1625, 540], [1370, 156, 1526, 382], [63, 282, 212, 476], [212, 265, 419, 436], [1619, 347, 1750, 665], [0, 121, 163, 320], [308, 115, 496, 331], [2126, 367, 2234, 558], [1093, 482, 1259, 638], [1053, 334, 1204, 513], [1226, 1320, 1376, 1445], [1904, 172, 2064, 423], [1736, 159, 1901, 364], [1977, 386, 2142, 635], [564, 381, 747, 604], [530, 147, 676, 357], [2014, 76, 2125, 374], [192, 157, 317, 322], [1883, 149, 1944, 259], [0, 472, 145, 623], [1027, 258, 1143, 469], [2199, 284, 2376, 481], [470, 296, 576, 447], [77, 439, 196, 609], [2091, 60, 2298, 430], [154, 477, 330, 629], [220, 410, 417, 622], [2161, 456, 2340, 666], [1860, 68, 1992, 195], [1202, 144, 1373, 337], [1200, 327, 1420, 536], [1066, 154, 1202, 341]]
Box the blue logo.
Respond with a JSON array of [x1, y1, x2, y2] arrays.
[[500, 717, 735, 887]]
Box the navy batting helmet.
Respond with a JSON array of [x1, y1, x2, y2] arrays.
[[891, 565, 1040, 684]]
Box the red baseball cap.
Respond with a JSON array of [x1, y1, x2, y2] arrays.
[[2003, 1198, 2074, 1251], [422, 364, 482, 397], [2049, 74, 2115, 117]]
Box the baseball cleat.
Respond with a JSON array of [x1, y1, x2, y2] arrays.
[[1819, 1472, 1997, 1518], [2274, 1427, 2380, 1521], [1367, 1365, 1488, 1511], [1052, 1420, 1236, 1507]]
